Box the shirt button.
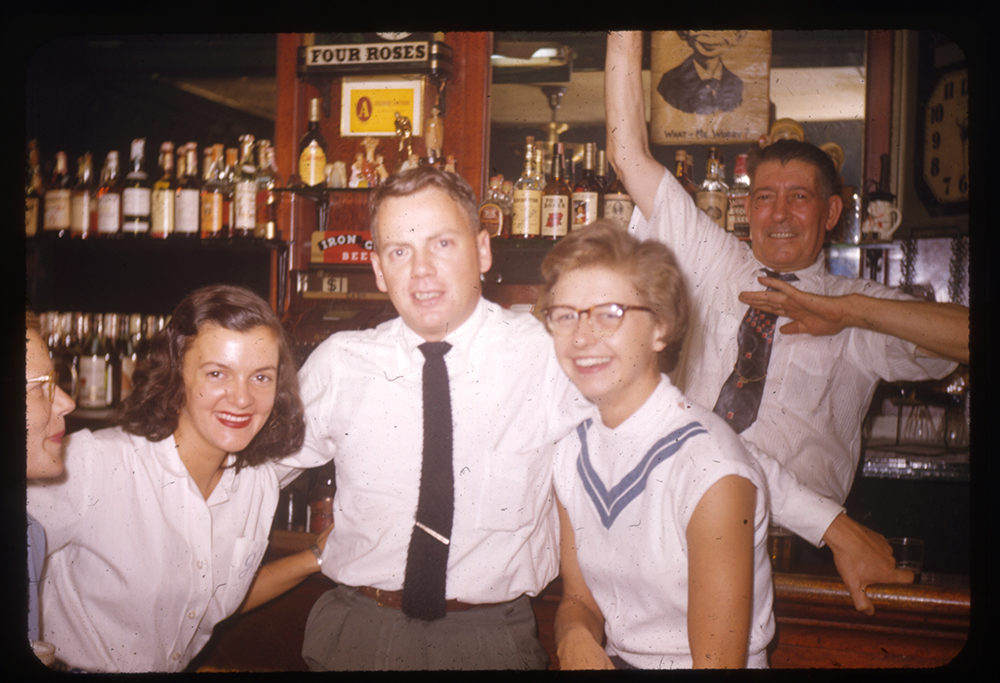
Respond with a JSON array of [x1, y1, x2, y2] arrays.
[[195, 560, 205, 569], [187, 610, 197, 619], [171, 652, 182, 661]]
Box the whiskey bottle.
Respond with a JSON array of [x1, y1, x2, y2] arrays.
[[478, 175, 504, 238], [174, 143, 202, 239], [255, 140, 279, 240], [298, 97, 328, 188], [603, 168, 634, 230], [77, 313, 113, 410], [25, 140, 43, 237], [695, 147, 728, 230], [674, 149, 699, 198], [499, 180, 513, 238], [595, 148, 609, 195], [571, 142, 601, 230], [232, 134, 257, 238], [726, 153, 751, 239], [96, 150, 122, 237], [510, 136, 541, 239], [43, 150, 72, 238], [222, 146, 238, 235], [150, 141, 176, 239], [118, 313, 143, 402], [121, 138, 151, 237], [541, 142, 572, 239], [200, 145, 226, 239], [70, 153, 96, 239]]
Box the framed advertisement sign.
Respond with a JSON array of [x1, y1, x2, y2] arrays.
[[340, 76, 425, 137], [650, 31, 771, 145]]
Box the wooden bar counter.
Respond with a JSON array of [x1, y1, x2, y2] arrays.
[[189, 531, 971, 671]]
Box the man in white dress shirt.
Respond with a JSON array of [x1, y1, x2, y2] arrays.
[[605, 31, 967, 614]]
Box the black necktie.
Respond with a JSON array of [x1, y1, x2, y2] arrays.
[[713, 271, 798, 433], [401, 341, 454, 621]]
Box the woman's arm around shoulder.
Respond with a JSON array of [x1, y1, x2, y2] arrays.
[[553, 501, 615, 670], [686, 474, 757, 668]]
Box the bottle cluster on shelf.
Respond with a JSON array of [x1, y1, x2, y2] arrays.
[[684, 146, 751, 240], [25, 135, 281, 243], [39, 310, 170, 413]]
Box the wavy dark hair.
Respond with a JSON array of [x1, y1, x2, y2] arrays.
[[537, 220, 690, 374], [748, 138, 842, 199], [118, 284, 304, 470]]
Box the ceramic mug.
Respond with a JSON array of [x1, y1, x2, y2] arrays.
[[862, 199, 902, 241]]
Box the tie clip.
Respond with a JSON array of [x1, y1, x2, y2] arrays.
[[415, 522, 450, 546]]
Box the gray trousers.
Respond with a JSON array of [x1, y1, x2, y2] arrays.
[[301, 584, 550, 671]]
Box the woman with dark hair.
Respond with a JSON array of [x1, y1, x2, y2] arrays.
[[27, 285, 325, 673], [538, 222, 774, 669]]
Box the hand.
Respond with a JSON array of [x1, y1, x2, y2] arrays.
[[738, 277, 848, 336], [556, 628, 615, 670], [822, 513, 914, 615]]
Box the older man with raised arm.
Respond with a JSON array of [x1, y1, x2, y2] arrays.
[[606, 30, 966, 614]]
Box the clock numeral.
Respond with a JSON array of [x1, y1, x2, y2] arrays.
[[958, 174, 969, 195], [930, 103, 944, 125], [943, 80, 955, 100], [932, 131, 941, 150], [930, 157, 940, 177]]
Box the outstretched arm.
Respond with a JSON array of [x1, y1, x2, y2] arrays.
[[740, 276, 969, 363], [605, 30, 665, 219], [239, 525, 332, 614], [554, 501, 614, 670]]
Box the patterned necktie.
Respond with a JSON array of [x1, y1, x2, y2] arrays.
[[713, 271, 798, 433], [401, 341, 454, 621]]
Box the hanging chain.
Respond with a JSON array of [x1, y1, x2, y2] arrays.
[[900, 237, 918, 295], [948, 235, 969, 305]]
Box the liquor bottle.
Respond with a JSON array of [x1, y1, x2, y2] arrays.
[[478, 175, 504, 238], [571, 142, 601, 230], [232, 134, 257, 238], [121, 138, 151, 237], [255, 140, 279, 240], [222, 146, 238, 235], [595, 148, 609, 195], [173, 143, 202, 239], [200, 145, 226, 239], [510, 136, 542, 239], [307, 464, 336, 534], [298, 97, 328, 188], [96, 150, 122, 237], [726, 153, 751, 239], [70, 153, 96, 239], [43, 151, 72, 238], [533, 146, 547, 188], [541, 142, 572, 239], [674, 149, 699, 198], [118, 313, 143, 403], [603, 168, 634, 230], [695, 147, 728, 229], [499, 180, 513, 238], [77, 313, 114, 410], [150, 141, 176, 239], [102, 313, 123, 407], [50, 311, 79, 400], [25, 140, 43, 238]]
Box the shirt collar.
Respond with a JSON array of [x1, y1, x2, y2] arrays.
[[393, 297, 489, 374], [755, 251, 827, 288], [151, 432, 235, 505]]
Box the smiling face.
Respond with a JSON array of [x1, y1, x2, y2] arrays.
[[26, 328, 75, 479], [174, 323, 279, 464], [370, 186, 492, 341], [549, 265, 667, 429], [746, 159, 842, 273]]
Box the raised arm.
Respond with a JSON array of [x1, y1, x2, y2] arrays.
[[686, 475, 755, 668], [740, 277, 969, 363], [554, 501, 614, 670], [605, 30, 665, 219]]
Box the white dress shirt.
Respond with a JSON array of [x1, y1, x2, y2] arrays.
[[552, 376, 774, 668], [27, 428, 304, 673], [284, 298, 589, 604], [631, 170, 956, 543]]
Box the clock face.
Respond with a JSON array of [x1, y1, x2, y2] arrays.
[[922, 68, 969, 205]]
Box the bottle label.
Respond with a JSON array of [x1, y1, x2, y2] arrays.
[[43, 189, 71, 230], [511, 189, 541, 237], [299, 141, 326, 187], [175, 189, 200, 234], [200, 192, 224, 236], [478, 202, 502, 237], [541, 195, 570, 237], [234, 181, 256, 231], [71, 192, 93, 233], [571, 191, 600, 229], [25, 197, 39, 236], [151, 188, 175, 237], [726, 191, 749, 236], [695, 190, 728, 229], [97, 193, 121, 233], [122, 187, 151, 216], [603, 193, 634, 229], [78, 356, 110, 409]]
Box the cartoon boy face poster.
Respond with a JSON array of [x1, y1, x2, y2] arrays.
[[650, 31, 771, 145]]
